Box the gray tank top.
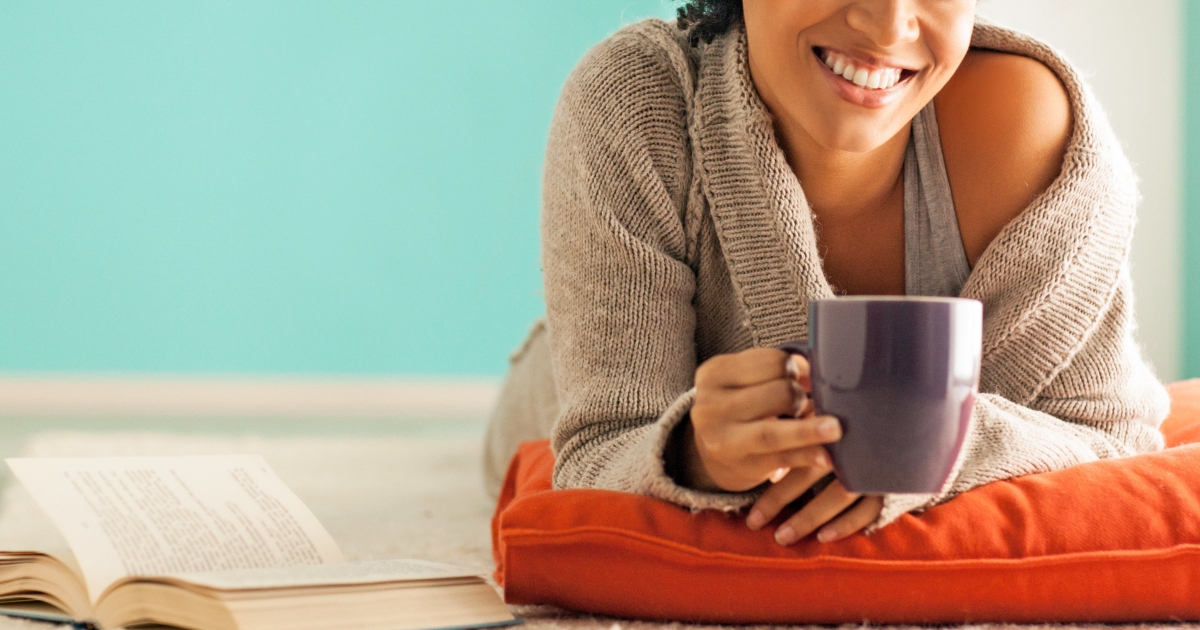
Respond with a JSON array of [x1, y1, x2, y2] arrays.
[[903, 102, 971, 297]]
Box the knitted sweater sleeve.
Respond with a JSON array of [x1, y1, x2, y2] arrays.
[[541, 27, 755, 512], [876, 268, 1170, 527]]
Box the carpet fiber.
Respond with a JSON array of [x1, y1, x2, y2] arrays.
[[0, 431, 1193, 630]]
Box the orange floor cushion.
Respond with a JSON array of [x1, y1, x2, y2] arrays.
[[491, 380, 1200, 624]]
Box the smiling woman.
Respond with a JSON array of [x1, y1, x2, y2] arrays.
[[484, 0, 1167, 548]]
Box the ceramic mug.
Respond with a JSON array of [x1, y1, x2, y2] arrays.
[[780, 296, 982, 493]]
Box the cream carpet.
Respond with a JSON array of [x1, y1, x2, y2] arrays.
[[0, 431, 1192, 630]]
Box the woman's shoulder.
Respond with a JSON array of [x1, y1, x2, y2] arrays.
[[559, 19, 695, 115], [548, 20, 697, 214], [934, 48, 1072, 265], [545, 20, 698, 244]]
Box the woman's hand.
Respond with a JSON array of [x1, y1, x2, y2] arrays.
[[749, 470, 884, 545], [684, 347, 882, 544]]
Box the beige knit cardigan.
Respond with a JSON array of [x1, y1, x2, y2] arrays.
[[511, 17, 1169, 528]]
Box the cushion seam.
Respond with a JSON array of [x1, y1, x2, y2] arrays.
[[499, 526, 1200, 569]]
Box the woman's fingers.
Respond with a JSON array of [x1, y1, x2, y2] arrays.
[[695, 348, 813, 391], [695, 374, 804, 423], [706, 444, 831, 493], [733, 415, 843, 455], [691, 414, 841, 491], [745, 464, 832, 530], [774, 479, 861, 546], [695, 348, 791, 389], [747, 470, 882, 544], [687, 347, 823, 494], [758, 445, 833, 473], [692, 417, 840, 485], [814, 495, 885, 543]]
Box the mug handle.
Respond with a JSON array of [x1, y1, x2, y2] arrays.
[[777, 340, 810, 382], [773, 341, 835, 492], [776, 341, 813, 418], [777, 340, 810, 359]]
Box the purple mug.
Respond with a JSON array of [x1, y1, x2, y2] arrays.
[[780, 297, 982, 494]]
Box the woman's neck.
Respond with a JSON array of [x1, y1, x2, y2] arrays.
[[773, 118, 911, 224]]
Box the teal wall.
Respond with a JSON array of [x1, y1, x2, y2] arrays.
[[0, 1, 676, 376], [1188, 1, 1200, 379]]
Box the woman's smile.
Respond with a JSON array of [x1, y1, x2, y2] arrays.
[[812, 46, 919, 108], [743, 0, 975, 154]]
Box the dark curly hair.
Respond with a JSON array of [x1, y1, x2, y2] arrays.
[[676, 0, 743, 46]]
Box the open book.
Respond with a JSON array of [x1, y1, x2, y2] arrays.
[[0, 455, 517, 630]]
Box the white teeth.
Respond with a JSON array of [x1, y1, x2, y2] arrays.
[[821, 50, 905, 91]]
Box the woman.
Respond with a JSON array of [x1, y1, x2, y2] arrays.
[[483, 0, 1169, 545]]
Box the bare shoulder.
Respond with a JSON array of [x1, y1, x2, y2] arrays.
[[934, 49, 1072, 266]]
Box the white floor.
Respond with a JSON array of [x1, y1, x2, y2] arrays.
[[0, 427, 1195, 630]]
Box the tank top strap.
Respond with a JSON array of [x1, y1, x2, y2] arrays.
[[903, 101, 971, 297]]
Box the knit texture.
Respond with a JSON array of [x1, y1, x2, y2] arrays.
[[527, 18, 1169, 528]]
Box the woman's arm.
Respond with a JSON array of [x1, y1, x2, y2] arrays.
[[879, 270, 1169, 524], [877, 50, 1169, 526], [542, 22, 754, 510], [544, 22, 875, 523]]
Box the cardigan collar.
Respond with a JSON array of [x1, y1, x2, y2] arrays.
[[690, 26, 835, 350], [689, 21, 1139, 404]]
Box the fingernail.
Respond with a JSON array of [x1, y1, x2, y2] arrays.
[[817, 527, 837, 543], [814, 451, 830, 468], [819, 417, 842, 439], [747, 509, 766, 530], [768, 466, 789, 483], [775, 525, 797, 546]]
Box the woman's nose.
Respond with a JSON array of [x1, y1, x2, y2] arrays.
[[846, 0, 920, 47]]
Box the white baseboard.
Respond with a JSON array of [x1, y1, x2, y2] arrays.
[[0, 375, 501, 419]]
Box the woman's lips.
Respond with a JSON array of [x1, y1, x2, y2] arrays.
[[812, 47, 915, 109]]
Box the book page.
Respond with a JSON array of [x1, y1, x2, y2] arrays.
[[156, 558, 481, 591], [0, 482, 79, 573], [6, 455, 343, 601], [0, 482, 94, 617]]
